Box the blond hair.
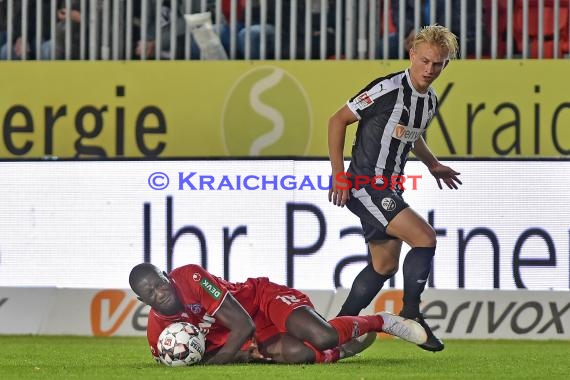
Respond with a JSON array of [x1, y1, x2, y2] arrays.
[[412, 24, 458, 59]]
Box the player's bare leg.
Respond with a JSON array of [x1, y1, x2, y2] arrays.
[[290, 306, 427, 354], [239, 318, 424, 365], [257, 332, 375, 364]]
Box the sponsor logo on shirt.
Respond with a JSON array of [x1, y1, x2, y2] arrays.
[[354, 92, 374, 110], [200, 278, 222, 300], [392, 124, 423, 142]]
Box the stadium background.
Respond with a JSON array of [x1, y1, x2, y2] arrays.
[[1, 0, 569, 359]]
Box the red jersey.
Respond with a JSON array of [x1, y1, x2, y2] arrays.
[[146, 264, 265, 360]]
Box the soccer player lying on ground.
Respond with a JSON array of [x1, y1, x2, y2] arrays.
[[129, 263, 427, 365]]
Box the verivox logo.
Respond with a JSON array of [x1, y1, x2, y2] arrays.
[[391, 124, 423, 142], [372, 289, 570, 339], [222, 66, 312, 156], [90, 290, 137, 336]]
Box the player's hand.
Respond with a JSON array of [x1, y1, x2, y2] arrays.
[[135, 40, 156, 58], [247, 338, 272, 363], [429, 163, 462, 189], [329, 170, 350, 207], [14, 38, 25, 57]]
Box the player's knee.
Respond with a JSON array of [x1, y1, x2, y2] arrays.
[[372, 261, 398, 276], [413, 226, 437, 247], [424, 230, 437, 247]]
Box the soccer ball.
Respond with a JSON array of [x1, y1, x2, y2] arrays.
[[157, 322, 206, 366]]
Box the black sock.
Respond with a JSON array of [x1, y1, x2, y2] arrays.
[[401, 247, 435, 317], [337, 264, 393, 316]]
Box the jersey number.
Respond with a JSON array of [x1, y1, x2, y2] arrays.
[[275, 294, 301, 305]]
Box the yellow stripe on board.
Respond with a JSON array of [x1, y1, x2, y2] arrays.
[[0, 60, 568, 158]]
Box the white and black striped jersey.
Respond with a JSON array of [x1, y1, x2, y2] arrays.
[[346, 69, 438, 181]]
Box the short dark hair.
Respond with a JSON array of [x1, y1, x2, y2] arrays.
[[129, 263, 160, 293]]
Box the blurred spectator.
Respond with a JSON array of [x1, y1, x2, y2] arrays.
[[272, 0, 336, 59], [376, 0, 417, 59], [136, 0, 229, 60], [434, 0, 489, 58], [392, 0, 489, 58], [0, 0, 51, 60], [40, 0, 92, 60], [220, 0, 337, 60], [221, 0, 274, 59], [301, 0, 338, 59], [4, 0, 567, 60], [136, 0, 184, 59]]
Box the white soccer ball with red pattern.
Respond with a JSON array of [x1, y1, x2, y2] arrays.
[[157, 322, 206, 366]]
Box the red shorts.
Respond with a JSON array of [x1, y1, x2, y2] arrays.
[[252, 278, 314, 344]]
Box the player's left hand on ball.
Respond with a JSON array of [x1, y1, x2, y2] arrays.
[[429, 163, 462, 190]]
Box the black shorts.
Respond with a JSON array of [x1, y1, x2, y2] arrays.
[[346, 184, 409, 242]]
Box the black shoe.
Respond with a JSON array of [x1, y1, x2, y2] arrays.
[[399, 312, 444, 352]]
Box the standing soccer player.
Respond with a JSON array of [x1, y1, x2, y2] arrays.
[[328, 24, 462, 352]]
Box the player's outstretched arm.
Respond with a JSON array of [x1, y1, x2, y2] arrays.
[[202, 293, 256, 365], [328, 105, 358, 207], [412, 136, 462, 189]]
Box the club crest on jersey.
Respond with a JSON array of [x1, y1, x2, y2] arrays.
[[187, 303, 202, 314], [354, 92, 374, 110], [392, 124, 423, 142], [200, 278, 222, 300], [381, 197, 396, 211], [192, 273, 201, 281]]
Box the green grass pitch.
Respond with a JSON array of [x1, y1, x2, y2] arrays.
[[1, 336, 569, 379]]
